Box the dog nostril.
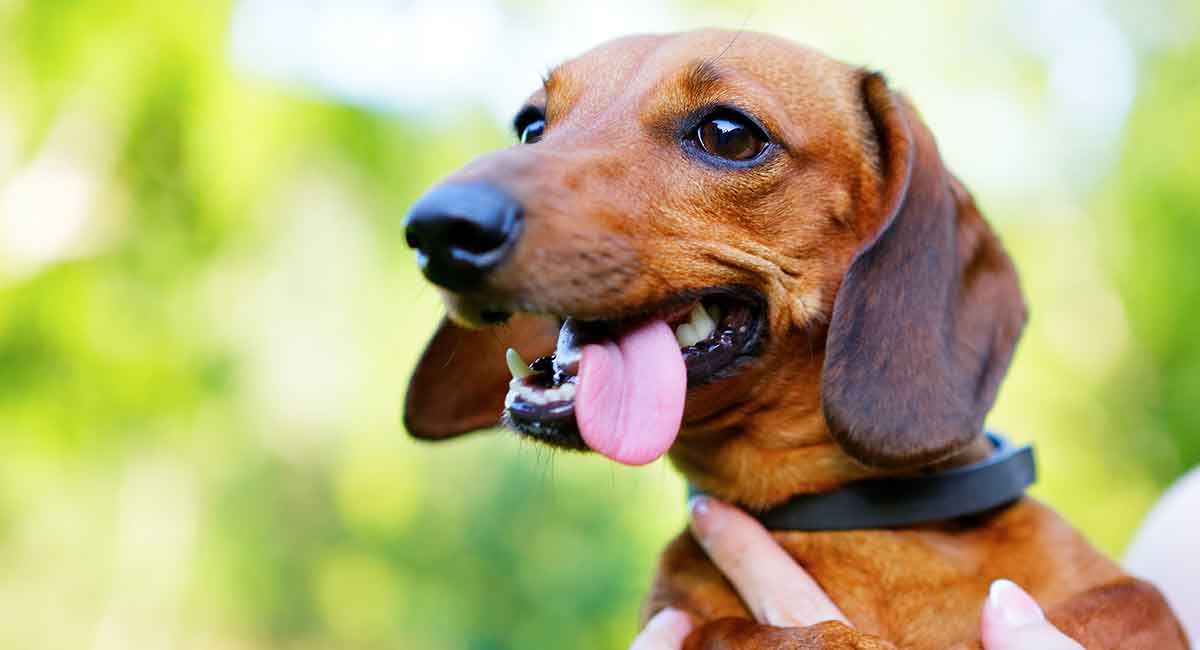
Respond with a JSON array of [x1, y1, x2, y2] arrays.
[[446, 218, 507, 255], [403, 182, 523, 292]]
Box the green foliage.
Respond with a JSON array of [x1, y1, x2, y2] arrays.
[[1100, 39, 1200, 477]]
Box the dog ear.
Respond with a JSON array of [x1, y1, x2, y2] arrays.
[[821, 73, 1027, 469], [404, 313, 560, 439]]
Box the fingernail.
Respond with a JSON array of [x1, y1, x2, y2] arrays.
[[641, 607, 693, 645], [688, 495, 718, 538], [987, 579, 1045, 628], [652, 607, 691, 629]]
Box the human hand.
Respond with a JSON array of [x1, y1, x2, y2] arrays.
[[630, 497, 1083, 649]]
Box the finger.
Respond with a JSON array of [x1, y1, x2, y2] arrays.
[[630, 608, 693, 650], [980, 580, 1084, 650], [689, 496, 849, 628]]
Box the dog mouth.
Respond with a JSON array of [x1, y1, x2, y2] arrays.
[[502, 287, 765, 464]]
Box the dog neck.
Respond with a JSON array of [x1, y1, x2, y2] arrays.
[[686, 432, 1035, 530], [670, 416, 1001, 512], [668, 331, 1004, 510]]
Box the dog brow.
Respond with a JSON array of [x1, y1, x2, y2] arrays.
[[542, 67, 560, 95], [639, 59, 735, 135], [681, 59, 727, 96]]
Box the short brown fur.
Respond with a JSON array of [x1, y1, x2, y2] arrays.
[[405, 30, 1188, 649]]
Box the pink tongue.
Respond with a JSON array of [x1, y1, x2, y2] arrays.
[[576, 319, 687, 466]]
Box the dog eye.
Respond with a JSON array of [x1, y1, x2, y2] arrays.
[[520, 119, 545, 144], [696, 114, 767, 161], [514, 107, 546, 145]]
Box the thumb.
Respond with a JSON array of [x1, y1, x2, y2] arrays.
[[630, 608, 694, 650], [980, 580, 1084, 650]]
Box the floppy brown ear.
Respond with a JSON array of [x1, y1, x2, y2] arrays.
[[821, 73, 1028, 469], [404, 313, 560, 439]]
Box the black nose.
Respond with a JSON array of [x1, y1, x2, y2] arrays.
[[403, 183, 524, 292]]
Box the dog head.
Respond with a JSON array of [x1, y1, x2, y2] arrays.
[[403, 30, 1026, 506]]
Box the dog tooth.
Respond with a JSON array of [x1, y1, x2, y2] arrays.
[[553, 318, 582, 375], [680, 322, 710, 347], [707, 304, 721, 324], [689, 302, 716, 340], [506, 348, 532, 379], [548, 383, 576, 402], [675, 323, 695, 347]]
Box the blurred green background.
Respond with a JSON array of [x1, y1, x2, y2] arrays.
[[0, 0, 1197, 648]]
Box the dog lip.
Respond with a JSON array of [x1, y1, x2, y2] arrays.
[[503, 286, 766, 450], [544, 286, 757, 337]]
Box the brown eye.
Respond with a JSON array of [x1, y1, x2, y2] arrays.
[[696, 115, 767, 161], [520, 118, 545, 144]]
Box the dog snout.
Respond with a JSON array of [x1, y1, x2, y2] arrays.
[[404, 182, 524, 292]]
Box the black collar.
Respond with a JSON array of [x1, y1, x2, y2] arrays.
[[688, 433, 1035, 531]]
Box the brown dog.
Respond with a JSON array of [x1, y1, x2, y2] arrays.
[[401, 30, 1188, 649]]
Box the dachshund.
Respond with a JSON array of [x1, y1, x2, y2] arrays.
[[401, 29, 1188, 649]]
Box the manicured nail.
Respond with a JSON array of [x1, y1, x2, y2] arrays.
[[688, 495, 712, 518], [987, 579, 1045, 628]]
